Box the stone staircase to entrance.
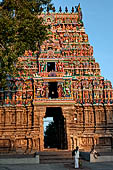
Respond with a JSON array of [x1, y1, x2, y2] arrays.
[[39, 150, 73, 164]]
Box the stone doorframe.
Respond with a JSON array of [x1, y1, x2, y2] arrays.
[[34, 103, 75, 151]]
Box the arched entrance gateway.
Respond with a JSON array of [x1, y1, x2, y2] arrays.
[[34, 104, 74, 151], [43, 107, 67, 149], [34, 103, 75, 151]]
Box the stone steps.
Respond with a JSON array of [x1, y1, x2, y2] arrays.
[[0, 150, 74, 164], [39, 150, 73, 164]]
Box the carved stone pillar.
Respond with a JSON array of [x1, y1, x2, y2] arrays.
[[62, 105, 75, 150], [34, 105, 46, 151]]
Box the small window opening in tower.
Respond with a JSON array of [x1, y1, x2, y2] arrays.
[[48, 47, 53, 50], [47, 62, 55, 72], [48, 82, 58, 98]]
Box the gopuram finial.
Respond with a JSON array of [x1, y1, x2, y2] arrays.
[[71, 7, 74, 13], [75, 3, 81, 12], [40, 7, 43, 12], [47, 6, 49, 13], [75, 6, 78, 12], [75, 3, 82, 21], [59, 6, 62, 13], [53, 6, 56, 12], [65, 6, 68, 13]]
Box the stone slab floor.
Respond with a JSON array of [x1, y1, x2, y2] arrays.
[[0, 161, 113, 170]]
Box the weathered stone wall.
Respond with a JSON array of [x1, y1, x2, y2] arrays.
[[0, 106, 38, 153], [68, 105, 113, 152], [0, 104, 113, 153]]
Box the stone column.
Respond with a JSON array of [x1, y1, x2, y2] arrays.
[[62, 105, 75, 151], [34, 105, 46, 151]]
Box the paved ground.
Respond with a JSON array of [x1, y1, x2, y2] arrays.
[[0, 160, 113, 170], [82, 160, 113, 170], [0, 164, 67, 170]]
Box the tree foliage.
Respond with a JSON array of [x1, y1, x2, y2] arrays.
[[44, 122, 57, 148], [0, 0, 53, 87]]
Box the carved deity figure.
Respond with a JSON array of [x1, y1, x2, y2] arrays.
[[36, 82, 42, 98], [58, 85, 63, 98], [41, 83, 47, 97], [40, 61, 46, 72], [89, 46, 93, 56], [56, 61, 63, 72]]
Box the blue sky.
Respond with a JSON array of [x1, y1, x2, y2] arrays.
[[52, 0, 113, 85]]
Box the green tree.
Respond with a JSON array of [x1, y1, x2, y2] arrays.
[[0, 0, 53, 87], [44, 122, 57, 148]]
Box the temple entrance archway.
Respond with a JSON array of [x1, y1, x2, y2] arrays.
[[43, 107, 67, 150]]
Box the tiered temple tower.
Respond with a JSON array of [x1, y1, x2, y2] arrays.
[[0, 4, 113, 153]]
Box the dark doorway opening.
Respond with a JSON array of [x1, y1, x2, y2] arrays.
[[48, 82, 58, 98], [43, 107, 67, 150], [47, 62, 55, 72]]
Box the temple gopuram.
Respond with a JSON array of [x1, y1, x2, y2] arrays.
[[0, 4, 113, 153]]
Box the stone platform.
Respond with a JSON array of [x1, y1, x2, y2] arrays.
[[80, 151, 113, 162], [90, 152, 113, 162], [0, 153, 39, 164]]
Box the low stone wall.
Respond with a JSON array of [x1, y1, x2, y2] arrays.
[[0, 155, 39, 164], [80, 152, 90, 161], [90, 154, 113, 162], [80, 151, 113, 162]]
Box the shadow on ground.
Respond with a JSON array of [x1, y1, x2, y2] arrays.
[[64, 162, 91, 170]]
